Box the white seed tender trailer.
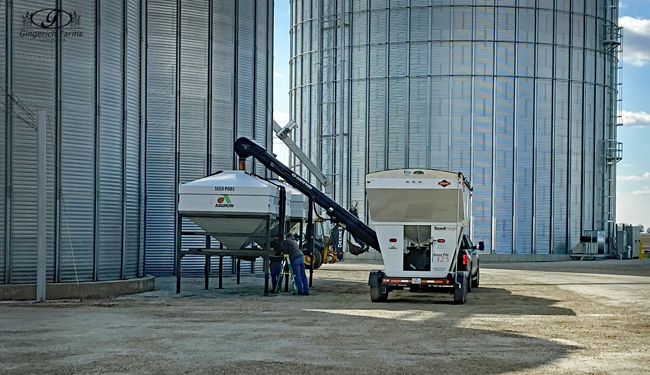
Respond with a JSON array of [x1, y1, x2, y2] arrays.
[[366, 169, 474, 304]]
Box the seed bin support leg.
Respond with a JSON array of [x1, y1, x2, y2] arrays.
[[218, 255, 223, 289], [204, 255, 211, 290], [236, 258, 241, 284]]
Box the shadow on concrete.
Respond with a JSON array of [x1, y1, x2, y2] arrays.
[[290, 281, 579, 375], [388, 286, 576, 315], [146, 275, 580, 375], [0, 272, 582, 375]]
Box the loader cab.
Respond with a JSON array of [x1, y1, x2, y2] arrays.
[[289, 217, 326, 241]]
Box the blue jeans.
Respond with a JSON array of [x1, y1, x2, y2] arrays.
[[270, 259, 282, 292], [291, 258, 309, 295]]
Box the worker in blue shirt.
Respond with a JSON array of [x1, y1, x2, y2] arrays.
[[281, 237, 309, 295]]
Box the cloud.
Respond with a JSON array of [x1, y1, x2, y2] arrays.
[[621, 110, 650, 127], [633, 186, 650, 195], [618, 172, 650, 181], [619, 16, 650, 67], [273, 70, 283, 79], [273, 109, 290, 126]]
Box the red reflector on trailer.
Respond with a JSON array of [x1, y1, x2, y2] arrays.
[[389, 238, 397, 242], [462, 253, 469, 266], [437, 239, 445, 243]]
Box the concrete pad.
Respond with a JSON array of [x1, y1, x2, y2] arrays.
[[1, 262, 650, 374], [0, 275, 155, 301]]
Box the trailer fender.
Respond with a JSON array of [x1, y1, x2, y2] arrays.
[[368, 270, 385, 287]]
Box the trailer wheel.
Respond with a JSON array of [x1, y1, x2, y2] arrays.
[[471, 269, 480, 289], [454, 274, 468, 304], [370, 286, 389, 302]]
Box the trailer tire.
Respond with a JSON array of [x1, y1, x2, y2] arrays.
[[471, 269, 480, 289], [370, 286, 389, 302], [454, 273, 468, 304]]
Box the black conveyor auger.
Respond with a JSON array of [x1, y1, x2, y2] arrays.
[[235, 137, 381, 252]]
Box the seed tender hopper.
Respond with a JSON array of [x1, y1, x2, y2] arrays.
[[176, 170, 291, 295]]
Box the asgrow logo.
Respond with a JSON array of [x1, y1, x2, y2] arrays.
[[215, 195, 234, 208]]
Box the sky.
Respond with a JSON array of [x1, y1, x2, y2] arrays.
[[271, 2, 292, 164], [272, 1, 650, 229], [616, 0, 650, 229]]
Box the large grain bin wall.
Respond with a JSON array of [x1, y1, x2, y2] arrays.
[[144, 0, 273, 276], [0, 0, 274, 284], [289, 0, 621, 255], [1, 0, 145, 284]]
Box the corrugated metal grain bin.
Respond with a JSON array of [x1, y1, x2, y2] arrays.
[[0, 0, 274, 284], [289, 0, 622, 255], [144, 0, 273, 276], [0, 1, 145, 283]]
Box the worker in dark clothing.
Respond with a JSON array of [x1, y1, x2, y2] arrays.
[[281, 238, 309, 295], [270, 255, 283, 292], [269, 240, 282, 293]]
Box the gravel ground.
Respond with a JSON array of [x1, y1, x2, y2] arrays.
[[1, 259, 650, 375]]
